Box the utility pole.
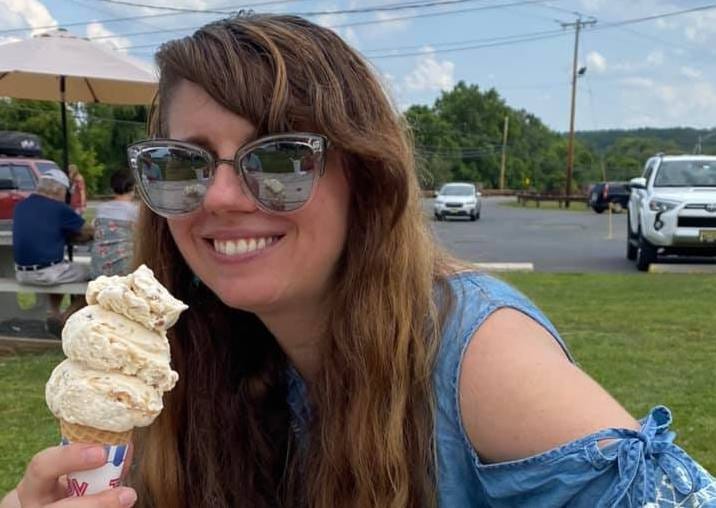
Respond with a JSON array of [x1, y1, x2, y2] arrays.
[[499, 115, 510, 190], [561, 16, 596, 207]]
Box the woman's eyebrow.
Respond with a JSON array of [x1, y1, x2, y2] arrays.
[[182, 134, 257, 154], [183, 135, 215, 152]]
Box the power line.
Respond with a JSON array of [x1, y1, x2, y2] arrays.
[[362, 27, 564, 54], [116, 0, 552, 50], [366, 3, 716, 62], [90, 0, 485, 16], [0, 0, 302, 35], [368, 29, 566, 59], [63, 0, 169, 42], [536, 2, 707, 56], [118, 1, 716, 56], [89, 0, 505, 42], [596, 2, 716, 31], [0, 0, 502, 36]]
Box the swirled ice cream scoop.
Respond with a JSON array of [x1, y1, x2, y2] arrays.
[[62, 305, 178, 391], [46, 264, 186, 433], [86, 264, 187, 333], [46, 360, 164, 432]]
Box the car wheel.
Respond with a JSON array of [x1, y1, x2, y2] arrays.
[[475, 211, 481, 220], [626, 237, 637, 260], [626, 218, 638, 260], [469, 211, 477, 221], [636, 233, 657, 272], [434, 213, 442, 221], [593, 206, 605, 214]]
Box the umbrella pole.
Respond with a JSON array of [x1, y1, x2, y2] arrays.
[[60, 76, 69, 175], [60, 76, 74, 262]]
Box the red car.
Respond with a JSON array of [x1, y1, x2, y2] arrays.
[[0, 157, 61, 220]]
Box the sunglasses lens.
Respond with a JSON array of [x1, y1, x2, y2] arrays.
[[132, 145, 211, 216], [240, 141, 321, 212]]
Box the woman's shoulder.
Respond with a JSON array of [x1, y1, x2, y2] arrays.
[[95, 200, 139, 222], [437, 271, 565, 353]]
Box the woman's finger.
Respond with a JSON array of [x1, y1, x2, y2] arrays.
[[16, 444, 106, 503], [45, 487, 137, 508]]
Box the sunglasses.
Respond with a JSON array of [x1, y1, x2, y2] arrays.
[[127, 133, 328, 218]]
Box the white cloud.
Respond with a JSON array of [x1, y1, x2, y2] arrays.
[[0, 0, 57, 36], [85, 22, 132, 52], [681, 66, 702, 79], [374, 10, 413, 32], [621, 77, 654, 89], [620, 79, 716, 127], [403, 48, 454, 92], [586, 51, 607, 73], [683, 10, 716, 43], [578, 0, 605, 11], [646, 50, 664, 66], [655, 17, 678, 30]]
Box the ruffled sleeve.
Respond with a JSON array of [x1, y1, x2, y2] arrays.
[[473, 406, 716, 507]]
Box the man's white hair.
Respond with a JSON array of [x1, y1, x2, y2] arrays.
[[36, 178, 67, 197]]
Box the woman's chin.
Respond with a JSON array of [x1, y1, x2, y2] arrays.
[[210, 283, 281, 313]]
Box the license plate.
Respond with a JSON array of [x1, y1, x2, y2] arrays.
[[699, 230, 716, 243]]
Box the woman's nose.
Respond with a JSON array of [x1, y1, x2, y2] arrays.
[[201, 161, 257, 214]]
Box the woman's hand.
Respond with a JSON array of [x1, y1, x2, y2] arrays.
[[1, 443, 136, 508]]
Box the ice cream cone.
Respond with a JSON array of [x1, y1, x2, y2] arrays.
[[60, 420, 132, 445]]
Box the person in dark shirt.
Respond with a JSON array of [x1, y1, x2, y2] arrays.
[[12, 169, 93, 324]]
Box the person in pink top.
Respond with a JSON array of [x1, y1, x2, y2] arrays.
[[68, 164, 86, 216]]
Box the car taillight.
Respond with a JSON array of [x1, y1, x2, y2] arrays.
[[602, 184, 609, 199]]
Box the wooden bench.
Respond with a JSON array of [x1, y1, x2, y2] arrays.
[[0, 279, 88, 295], [516, 192, 588, 208]]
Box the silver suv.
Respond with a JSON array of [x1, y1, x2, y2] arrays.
[[627, 154, 716, 271], [433, 183, 481, 221]]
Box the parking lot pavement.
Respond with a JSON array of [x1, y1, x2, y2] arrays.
[[425, 196, 716, 273]]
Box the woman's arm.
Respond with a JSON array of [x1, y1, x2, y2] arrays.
[[459, 307, 639, 463], [458, 308, 715, 507]]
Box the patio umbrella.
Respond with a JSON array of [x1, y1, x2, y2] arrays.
[[0, 28, 157, 172]]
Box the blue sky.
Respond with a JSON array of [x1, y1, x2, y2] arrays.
[[2, 0, 716, 132]]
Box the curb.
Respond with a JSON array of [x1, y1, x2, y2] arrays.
[[473, 262, 534, 272], [649, 264, 716, 274]]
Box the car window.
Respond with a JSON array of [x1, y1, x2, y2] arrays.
[[35, 161, 60, 174], [11, 164, 36, 190], [440, 185, 475, 196], [0, 165, 12, 182], [654, 160, 716, 187]]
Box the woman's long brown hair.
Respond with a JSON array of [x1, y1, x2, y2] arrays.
[[130, 13, 455, 508]]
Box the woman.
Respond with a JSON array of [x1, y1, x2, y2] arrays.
[[4, 14, 714, 508], [90, 169, 139, 277], [68, 164, 86, 216]]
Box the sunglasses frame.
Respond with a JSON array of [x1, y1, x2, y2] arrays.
[[127, 132, 329, 218]]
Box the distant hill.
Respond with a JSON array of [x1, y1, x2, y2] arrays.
[[576, 128, 716, 155]]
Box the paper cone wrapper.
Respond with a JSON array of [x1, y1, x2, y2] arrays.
[[59, 420, 132, 496]]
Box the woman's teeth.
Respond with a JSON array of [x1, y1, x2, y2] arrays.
[[212, 236, 277, 255]]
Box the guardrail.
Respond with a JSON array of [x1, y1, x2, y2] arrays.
[[516, 192, 588, 208]]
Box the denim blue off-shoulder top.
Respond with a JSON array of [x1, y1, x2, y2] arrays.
[[286, 272, 716, 506]]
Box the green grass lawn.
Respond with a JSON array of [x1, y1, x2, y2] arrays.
[[1, 273, 714, 495]]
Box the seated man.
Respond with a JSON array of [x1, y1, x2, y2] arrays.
[[12, 169, 93, 332]]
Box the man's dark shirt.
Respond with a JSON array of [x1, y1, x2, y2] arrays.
[[12, 194, 84, 266]]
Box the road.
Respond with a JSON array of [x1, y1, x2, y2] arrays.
[[426, 197, 716, 273]]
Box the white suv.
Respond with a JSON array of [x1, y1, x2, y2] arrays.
[[434, 183, 481, 221], [627, 154, 716, 271]]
